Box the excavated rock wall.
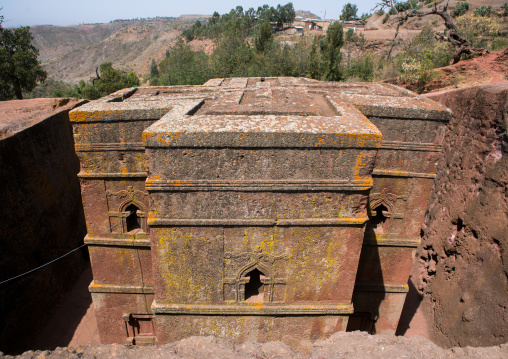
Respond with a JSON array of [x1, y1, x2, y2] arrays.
[[412, 82, 508, 347], [0, 99, 89, 354]]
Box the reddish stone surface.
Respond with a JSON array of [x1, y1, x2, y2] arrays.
[[70, 78, 450, 350], [401, 82, 508, 347], [0, 98, 88, 354]]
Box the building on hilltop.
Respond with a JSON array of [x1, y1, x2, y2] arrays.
[[70, 77, 451, 350]]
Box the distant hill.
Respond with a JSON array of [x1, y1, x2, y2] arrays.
[[30, 2, 507, 86], [30, 17, 199, 84], [295, 10, 321, 20]]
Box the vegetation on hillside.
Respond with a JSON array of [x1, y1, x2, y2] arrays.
[[182, 3, 295, 41], [148, 3, 349, 86], [31, 62, 140, 100], [8, 1, 508, 100]]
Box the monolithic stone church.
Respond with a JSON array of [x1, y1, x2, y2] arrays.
[[70, 77, 450, 350]]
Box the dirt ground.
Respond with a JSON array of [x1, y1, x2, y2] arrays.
[[4, 332, 508, 359]]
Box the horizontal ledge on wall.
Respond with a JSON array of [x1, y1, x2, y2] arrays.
[[78, 171, 148, 178], [372, 169, 436, 179], [145, 178, 373, 192], [148, 217, 369, 227], [380, 141, 443, 152], [355, 105, 452, 122], [364, 237, 421, 248], [152, 301, 353, 315], [75, 142, 145, 152], [84, 235, 151, 247], [354, 283, 409, 293], [89, 281, 154, 294]]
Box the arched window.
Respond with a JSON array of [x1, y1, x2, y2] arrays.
[[244, 268, 264, 302], [370, 204, 388, 234], [125, 203, 141, 232]]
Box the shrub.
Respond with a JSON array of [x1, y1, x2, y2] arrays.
[[490, 38, 508, 51], [456, 13, 500, 41], [503, 4, 508, 16], [349, 53, 374, 81], [383, 13, 390, 24], [395, 0, 418, 13], [474, 5, 492, 17], [375, 9, 385, 16], [451, 2, 469, 18], [401, 51, 436, 94]]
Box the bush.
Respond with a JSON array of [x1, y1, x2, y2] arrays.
[[375, 9, 385, 16], [383, 13, 390, 24], [402, 25, 454, 67], [503, 3, 508, 16], [456, 13, 500, 45], [395, 0, 418, 13], [451, 2, 469, 18], [401, 51, 436, 94], [474, 5, 492, 17], [349, 54, 374, 81], [490, 38, 508, 51]]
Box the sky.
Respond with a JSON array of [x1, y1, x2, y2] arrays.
[[1, 0, 380, 27]]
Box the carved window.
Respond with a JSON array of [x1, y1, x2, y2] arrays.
[[368, 188, 409, 235], [119, 201, 147, 235], [370, 204, 389, 233], [244, 268, 265, 302], [223, 248, 288, 303], [124, 203, 142, 233], [106, 186, 148, 236]]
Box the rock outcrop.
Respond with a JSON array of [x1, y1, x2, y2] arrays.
[[0, 98, 89, 354], [407, 82, 508, 347]]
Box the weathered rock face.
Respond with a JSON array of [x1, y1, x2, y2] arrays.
[[70, 77, 450, 351], [0, 99, 88, 354], [411, 82, 508, 347]]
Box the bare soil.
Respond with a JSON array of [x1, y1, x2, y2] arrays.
[[392, 48, 508, 93], [3, 333, 507, 359]]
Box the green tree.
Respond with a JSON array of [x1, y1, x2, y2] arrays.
[[340, 3, 358, 21], [159, 38, 213, 85], [93, 62, 125, 96], [255, 21, 273, 53], [150, 59, 159, 79], [345, 28, 364, 70], [213, 32, 252, 77], [307, 36, 322, 79], [125, 70, 140, 87], [321, 21, 344, 81], [0, 14, 47, 100], [79, 62, 140, 100]]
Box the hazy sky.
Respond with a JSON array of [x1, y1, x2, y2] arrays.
[[1, 0, 380, 27]]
